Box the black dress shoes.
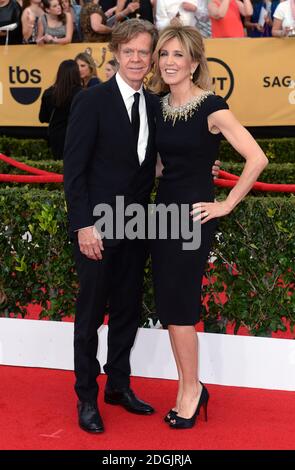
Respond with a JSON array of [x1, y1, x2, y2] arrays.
[[104, 388, 154, 415], [77, 401, 104, 433]]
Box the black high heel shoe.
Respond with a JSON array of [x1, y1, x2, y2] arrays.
[[169, 384, 209, 430], [164, 409, 177, 423]]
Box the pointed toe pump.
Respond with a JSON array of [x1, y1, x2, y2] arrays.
[[169, 384, 209, 430]]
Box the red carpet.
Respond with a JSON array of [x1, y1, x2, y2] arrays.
[[0, 365, 295, 450]]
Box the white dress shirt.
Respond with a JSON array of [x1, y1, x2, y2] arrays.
[[156, 0, 207, 30], [116, 72, 149, 165]]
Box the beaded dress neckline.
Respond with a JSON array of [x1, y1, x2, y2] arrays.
[[161, 90, 214, 126]]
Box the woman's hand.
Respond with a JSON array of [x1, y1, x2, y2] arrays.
[[212, 159, 221, 178], [255, 23, 264, 32], [43, 33, 54, 43], [191, 200, 232, 224], [127, 2, 140, 14], [36, 35, 45, 44], [181, 2, 197, 12], [105, 6, 116, 17]]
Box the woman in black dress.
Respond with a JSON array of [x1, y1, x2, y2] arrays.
[[150, 26, 268, 429], [39, 60, 82, 159]]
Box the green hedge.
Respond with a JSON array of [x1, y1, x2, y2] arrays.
[[0, 137, 52, 161], [0, 188, 294, 336], [1, 136, 295, 163], [219, 138, 295, 163]]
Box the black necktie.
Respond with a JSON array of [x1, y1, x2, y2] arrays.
[[131, 92, 140, 145]]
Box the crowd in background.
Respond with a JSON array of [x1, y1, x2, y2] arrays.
[[1, 0, 295, 46]]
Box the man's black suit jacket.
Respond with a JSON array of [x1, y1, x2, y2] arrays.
[[63, 75, 157, 237]]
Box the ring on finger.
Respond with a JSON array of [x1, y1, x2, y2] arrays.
[[204, 211, 209, 217]]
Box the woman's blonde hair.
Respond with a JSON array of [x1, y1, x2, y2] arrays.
[[75, 52, 98, 79], [149, 26, 211, 95]]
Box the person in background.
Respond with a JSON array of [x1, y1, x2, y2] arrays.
[[115, 0, 154, 22], [36, 0, 73, 44], [80, 0, 112, 42], [39, 59, 82, 159], [75, 51, 101, 87], [99, 0, 117, 15], [272, 0, 295, 37], [149, 25, 268, 430], [61, 0, 82, 41], [195, 0, 211, 37], [0, 0, 23, 45], [244, 0, 279, 37], [156, 0, 208, 30], [208, 0, 253, 38], [21, 0, 44, 43], [104, 58, 118, 79]]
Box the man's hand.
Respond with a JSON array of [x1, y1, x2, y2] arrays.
[[212, 159, 221, 179], [78, 226, 104, 261]]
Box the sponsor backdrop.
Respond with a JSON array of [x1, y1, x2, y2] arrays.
[[0, 38, 294, 127]]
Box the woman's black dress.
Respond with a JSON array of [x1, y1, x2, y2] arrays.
[[39, 86, 81, 159], [151, 93, 229, 326]]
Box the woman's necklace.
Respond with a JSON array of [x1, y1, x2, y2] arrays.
[[161, 90, 213, 126]]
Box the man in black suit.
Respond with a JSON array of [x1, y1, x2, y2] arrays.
[[64, 19, 158, 433]]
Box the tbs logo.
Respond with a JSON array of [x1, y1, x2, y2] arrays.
[[9, 66, 41, 105]]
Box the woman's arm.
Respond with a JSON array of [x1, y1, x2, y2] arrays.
[[192, 110, 268, 223], [208, 0, 231, 20], [104, 6, 117, 17], [181, 2, 197, 13], [156, 154, 164, 178], [21, 8, 34, 41], [236, 0, 253, 17], [52, 12, 73, 44], [244, 15, 263, 32], [90, 12, 112, 34], [36, 15, 45, 43], [115, 1, 140, 21], [272, 18, 288, 37]]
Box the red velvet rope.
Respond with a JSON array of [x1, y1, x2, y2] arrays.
[[0, 153, 294, 192], [0, 153, 60, 176], [218, 170, 295, 192], [0, 174, 63, 183]]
